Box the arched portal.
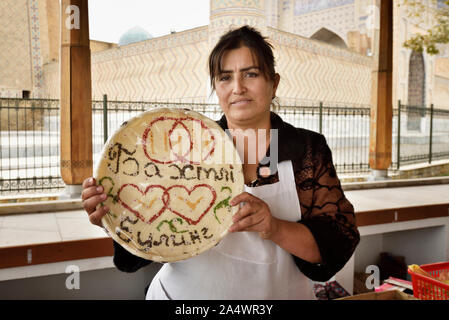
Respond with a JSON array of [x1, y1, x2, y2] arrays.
[[310, 28, 347, 49]]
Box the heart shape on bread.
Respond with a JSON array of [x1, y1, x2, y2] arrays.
[[163, 184, 217, 225], [118, 184, 167, 224]]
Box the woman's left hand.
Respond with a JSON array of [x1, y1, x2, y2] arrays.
[[228, 192, 279, 239]]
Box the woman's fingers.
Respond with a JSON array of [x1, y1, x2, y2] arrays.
[[88, 206, 109, 227], [82, 192, 107, 213], [229, 200, 267, 232], [83, 193, 108, 228], [228, 192, 276, 237], [230, 192, 255, 206], [82, 177, 96, 189], [82, 185, 104, 203], [231, 202, 254, 222], [229, 211, 264, 232], [81, 176, 108, 227]]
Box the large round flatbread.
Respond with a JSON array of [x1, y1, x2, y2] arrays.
[[94, 108, 244, 262]]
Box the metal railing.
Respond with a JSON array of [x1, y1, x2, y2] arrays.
[[0, 98, 64, 194], [275, 101, 371, 174], [392, 101, 449, 169], [1, 96, 448, 195], [94, 96, 372, 175]]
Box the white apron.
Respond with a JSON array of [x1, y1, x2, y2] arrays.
[[146, 160, 316, 300]]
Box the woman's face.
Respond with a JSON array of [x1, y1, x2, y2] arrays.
[[214, 46, 280, 128]]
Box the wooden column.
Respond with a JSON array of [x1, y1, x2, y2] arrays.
[[60, 0, 92, 187], [369, 0, 393, 174]]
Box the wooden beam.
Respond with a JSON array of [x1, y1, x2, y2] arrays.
[[369, 0, 393, 170], [60, 0, 93, 185]]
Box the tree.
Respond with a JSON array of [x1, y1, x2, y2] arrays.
[[401, 0, 449, 55]]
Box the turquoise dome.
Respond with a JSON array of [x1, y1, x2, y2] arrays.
[[118, 26, 152, 46]]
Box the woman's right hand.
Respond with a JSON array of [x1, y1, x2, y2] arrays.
[[81, 177, 109, 227]]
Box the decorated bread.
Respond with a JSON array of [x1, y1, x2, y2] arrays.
[[94, 108, 244, 262]]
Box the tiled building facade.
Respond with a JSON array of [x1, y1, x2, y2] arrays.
[[1, 0, 448, 109]]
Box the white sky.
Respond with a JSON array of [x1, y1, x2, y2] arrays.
[[88, 0, 210, 43]]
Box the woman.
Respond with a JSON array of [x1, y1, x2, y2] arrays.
[[82, 25, 360, 299]]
